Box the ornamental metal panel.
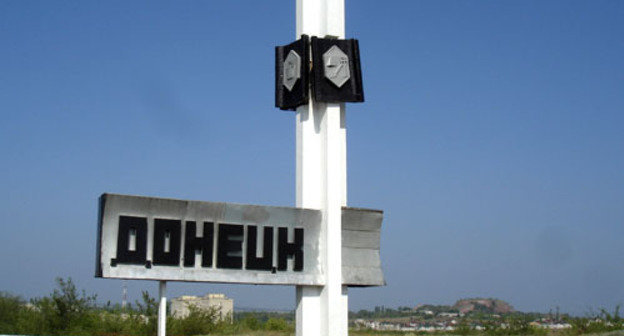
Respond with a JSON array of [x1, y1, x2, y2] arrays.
[[311, 37, 364, 103], [275, 35, 310, 110], [283, 50, 302, 91], [323, 45, 350, 88]]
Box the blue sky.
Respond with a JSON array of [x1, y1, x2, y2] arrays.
[[1, 0, 623, 315]]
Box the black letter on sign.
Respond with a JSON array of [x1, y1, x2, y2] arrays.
[[246, 226, 273, 271], [217, 224, 243, 269], [184, 221, 214, 267], [153, 219, 181, 266], [112, 216, 147, 266], [278, 227, 304, 271]]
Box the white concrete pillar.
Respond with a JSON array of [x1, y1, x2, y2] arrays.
[[295, 0, 348, 335]]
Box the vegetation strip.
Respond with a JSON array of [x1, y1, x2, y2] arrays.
[[1, 278, 622, 336]]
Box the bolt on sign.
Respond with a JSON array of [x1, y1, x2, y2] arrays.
[[96, 193, 384, 287]]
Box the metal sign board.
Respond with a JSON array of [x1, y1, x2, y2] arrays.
[[96, 194, 324, 286], [96, 193, 385, 287]]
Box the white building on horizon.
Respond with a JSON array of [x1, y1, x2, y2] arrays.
[[170, 293, 233, 321]]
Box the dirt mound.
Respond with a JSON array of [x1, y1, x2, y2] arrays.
[[453, 298, 515, 314]]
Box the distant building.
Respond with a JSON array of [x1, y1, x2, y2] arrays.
[[170, 293, 233, 321]]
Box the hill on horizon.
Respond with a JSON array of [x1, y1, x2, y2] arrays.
[[453, 298, 515, 314]]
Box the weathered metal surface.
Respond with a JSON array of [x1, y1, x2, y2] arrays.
[[97, 193, 324, 285], [283, 50, 302, 91], [323, 45, 350, 88], [342, 231, 380, 250], [96, 194, 384, 287], [341, 207, 385, 287]]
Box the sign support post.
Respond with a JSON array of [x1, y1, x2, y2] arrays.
[[295, 1, 348, 336], [158, 281, 167, 336]]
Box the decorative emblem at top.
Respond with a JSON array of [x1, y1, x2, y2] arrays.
[[323, 45, 350, 88], [283, 50, 301, 92]]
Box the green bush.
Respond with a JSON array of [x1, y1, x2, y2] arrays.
[[0, 292, 22, 333], [264, 317, 291, 331], [241, 314, 262, 330], [168, 304, 219, 336], [30, 277, 98, 335], [96, 311, 147, 336]]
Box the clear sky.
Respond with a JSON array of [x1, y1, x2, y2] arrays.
[[1, 0, 623, 315]]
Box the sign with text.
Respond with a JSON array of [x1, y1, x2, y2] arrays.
[[96, 194, 324, 285]]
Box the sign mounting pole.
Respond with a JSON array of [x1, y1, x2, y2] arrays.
[[295, 0, 348, 335], [158, 280, 167, 336]]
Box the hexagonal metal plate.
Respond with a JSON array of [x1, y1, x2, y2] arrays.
[[323, 45, 350, 88], [283, 50, 301, 92]]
